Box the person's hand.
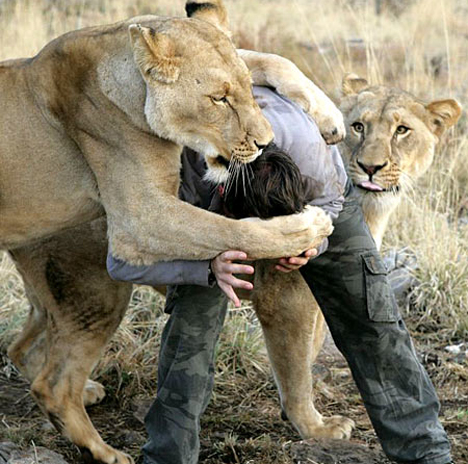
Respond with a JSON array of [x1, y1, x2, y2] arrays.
[[211, 251, 254, 308], [275, 248, 318, 273]]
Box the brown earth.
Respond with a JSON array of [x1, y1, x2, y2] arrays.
[[0, 326, 467, 464]]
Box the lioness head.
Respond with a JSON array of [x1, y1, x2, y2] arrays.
[[129, 3, 273, 180], [339, 74, 462, 198]]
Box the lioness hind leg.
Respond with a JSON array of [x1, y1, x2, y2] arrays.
[[253, 263, 355, 440], [31, 326, 133, 464], [8, 220, 134, 464], [7, 278, 106, 407], [7, 291, 47, 381]]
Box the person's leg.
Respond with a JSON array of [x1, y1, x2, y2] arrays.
[[300, 195, 452, 464], [142, 285, 228, 464]]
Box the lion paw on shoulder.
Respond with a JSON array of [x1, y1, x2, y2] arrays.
[[275, 81, 346, 145]]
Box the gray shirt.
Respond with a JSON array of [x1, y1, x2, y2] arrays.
[[107, 86, 347, 287]]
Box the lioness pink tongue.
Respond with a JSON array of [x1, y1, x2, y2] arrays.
[[359, 180, 384, 192]]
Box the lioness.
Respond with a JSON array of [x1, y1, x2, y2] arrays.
[[2, 1, 340, 463], [239, 60, 462, 249], [340, 73, 462, 248]]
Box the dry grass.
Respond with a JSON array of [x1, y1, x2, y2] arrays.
[[0, 0, 467, 462], [0, 0, 466, 342]]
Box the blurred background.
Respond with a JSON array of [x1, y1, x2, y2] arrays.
[[0, 1, 466, 463]]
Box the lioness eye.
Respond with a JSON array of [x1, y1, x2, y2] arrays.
[[211, 96, 228, 105], [395, 125, 410, 135], [351, 122, 364, 133]]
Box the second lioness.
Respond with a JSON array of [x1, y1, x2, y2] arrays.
[[243, 54, 462, 248]]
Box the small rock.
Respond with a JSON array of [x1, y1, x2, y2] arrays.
[[445, 343, 467, 364], [40, 421, 55, 432], [118, 430, 144, 447], [4, 446, 68, 464], [288, 438, 390, 463], [0, 443, 17, 464], [132, 396, 153, 424], [445, 343, 465, 355]]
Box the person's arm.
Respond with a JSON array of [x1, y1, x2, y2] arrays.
[[107, 249, 255, 307], [107, 252, 214, 287], [302, 145, 347, 223], [252, 88, 346, 224]]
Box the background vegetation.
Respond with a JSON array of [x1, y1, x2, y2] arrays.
[[0, 0, 467, 463]]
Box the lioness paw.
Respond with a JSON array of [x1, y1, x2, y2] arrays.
[[320, 416, 355, 440], [302, 206, 334, 240], [240, 207, 333, 259], [298, 415, 355, 441], [83, 379, 106, 407], [313, 107, 346, 145], [80, 445, 134, 464], [275, 81, 346, 145]]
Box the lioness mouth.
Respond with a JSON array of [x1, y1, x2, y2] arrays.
[[233, 149, 264, 164], [215, 155, 230, 168], [356, 181, 400, 193], [358, 180, 385, 192]]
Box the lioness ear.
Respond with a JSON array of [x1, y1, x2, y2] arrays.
[[342, 73, 369, 96], [185, 0, 231, 37], [425, 99, 462, 136], [129, 24, 180, 84]]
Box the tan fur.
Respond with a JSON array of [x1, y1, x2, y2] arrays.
[[3, 5, 337, 464], [340, 73, 462, 249], [238, 49, 346, 145], [0, 14, 333, 262], [249, 266, 354, 439]]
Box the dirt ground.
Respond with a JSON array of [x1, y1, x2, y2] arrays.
[[0, 324, 466, 464]]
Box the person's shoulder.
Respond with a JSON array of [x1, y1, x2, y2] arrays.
[[253, 85, 299, 112]]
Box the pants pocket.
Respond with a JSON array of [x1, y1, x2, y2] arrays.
[[362, 252, 399, 322]]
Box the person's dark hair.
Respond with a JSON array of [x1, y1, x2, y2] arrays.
[[223, 143, 308, 219]]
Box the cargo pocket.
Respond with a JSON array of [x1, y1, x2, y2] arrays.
[[362, 252, 399, 322]]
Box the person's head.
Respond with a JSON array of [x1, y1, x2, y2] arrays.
[[222, 143, 308, 219]]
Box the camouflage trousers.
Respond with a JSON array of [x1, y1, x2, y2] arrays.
[[142, 284, 228, 464], [142, 195, 452, 464], [300, 194, 451, 464]]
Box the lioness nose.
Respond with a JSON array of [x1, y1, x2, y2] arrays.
[[357, 161, 388, 176]]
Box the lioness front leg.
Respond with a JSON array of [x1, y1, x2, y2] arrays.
[[253, 264, 355, 440], [238, 49, 346, 145], [79, 134, 332, 265]]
